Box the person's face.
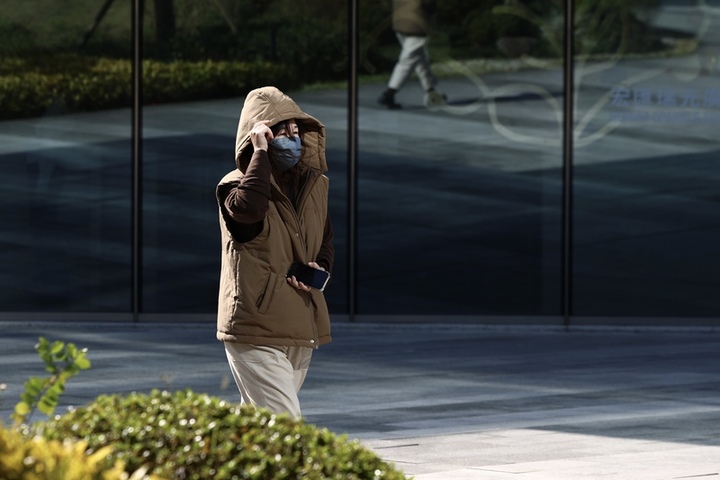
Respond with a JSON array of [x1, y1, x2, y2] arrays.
[[274, 119, 299, 139]]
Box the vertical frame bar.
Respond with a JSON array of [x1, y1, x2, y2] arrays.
[[131, 0, 143, 322], [562, 0, 575, 329], [347, 0, 359, 321]]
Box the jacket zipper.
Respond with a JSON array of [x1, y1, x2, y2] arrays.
[[276, 169, 322, 347], [310, 299, 319, 349], [299, 170, 321, 347], [287, 170, 320, 257]]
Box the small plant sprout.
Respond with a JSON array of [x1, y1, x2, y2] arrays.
[[12, 337, 92, 426]]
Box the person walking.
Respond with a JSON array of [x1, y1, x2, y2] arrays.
[[215, 86, 334, 419], [378, 0, 446, 110]]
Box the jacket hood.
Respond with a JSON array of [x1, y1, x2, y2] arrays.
[[235, 86, 327, 174]]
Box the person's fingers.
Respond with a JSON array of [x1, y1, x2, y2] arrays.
[[250, 122, 273, 150], [287, 276, 310, 291]]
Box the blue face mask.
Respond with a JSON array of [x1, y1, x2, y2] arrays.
[[268, 136, 302, 171]]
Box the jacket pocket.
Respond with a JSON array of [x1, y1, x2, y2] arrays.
[[255, 272, 279, 314]]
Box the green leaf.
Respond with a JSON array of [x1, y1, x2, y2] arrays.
[[75, 355, 92, 370], [24, 377, 44, 397], [38, 397, 56, 415], [14, 401, 31, 416], [50, 340, 65, 356]]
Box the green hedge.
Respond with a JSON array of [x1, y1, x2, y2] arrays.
[[39, 389, 410, 480], [0, 424, 165, 480], [0, 55, 297, 120]]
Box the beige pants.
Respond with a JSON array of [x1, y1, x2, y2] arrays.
[[224, 342, 313, 419], [388, 33, 437, 92]]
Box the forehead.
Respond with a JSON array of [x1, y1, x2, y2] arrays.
[[273, 119, 298, 131]]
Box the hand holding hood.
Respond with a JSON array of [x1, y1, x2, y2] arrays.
[[235, 86, 327, 174]]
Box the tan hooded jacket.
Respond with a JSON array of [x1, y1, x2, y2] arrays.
[[215, 86, 331, 348], [392, 0, 436, 36]]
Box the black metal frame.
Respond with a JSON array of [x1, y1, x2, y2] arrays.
[[347, 0, 359, 322], [562, 0, 575, 328], [131, 0, 143, 322], [128, 0, 576, 324]]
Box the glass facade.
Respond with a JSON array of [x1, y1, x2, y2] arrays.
[[572, 0, 720, 319], [0, 0, 133, 313], [1, 0, 718, 325], [357, 1, 564, 316]]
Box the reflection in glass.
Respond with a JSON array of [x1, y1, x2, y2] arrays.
[[0, 0, 133, 312], [573, 0, 720, 317], [357, 0, 564, 316], [139, 0, 349, 314]]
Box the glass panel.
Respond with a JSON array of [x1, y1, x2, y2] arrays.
[[0, 0, 132, 311], [573, 0, 720, 317], [140, 0, 349, 314], [358, 0, 564, 315]]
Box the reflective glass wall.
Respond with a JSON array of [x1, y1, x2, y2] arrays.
[[356, 0, 564, 315], [1, 0, 719, 326], [138, 0, 350, 314], [0, 0, 349, 317], [573, 0, 720, 319], [0, 0, 133, 312]]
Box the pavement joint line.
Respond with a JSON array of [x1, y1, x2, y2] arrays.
[[1, 320, 720, 335]]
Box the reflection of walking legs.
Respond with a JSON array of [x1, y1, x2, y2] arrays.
[[378, 33, 446, 110], [390, 34, 435, 92]]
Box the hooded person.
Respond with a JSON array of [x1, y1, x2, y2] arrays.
[[215, 86, 334, 419]]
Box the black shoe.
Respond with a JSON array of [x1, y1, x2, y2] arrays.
[[378, 91, 402, 109]]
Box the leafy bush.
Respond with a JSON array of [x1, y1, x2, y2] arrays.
[[40, 389, 410, 480], [0, 55, 297, 120], [141, 59, 294, 104], [0, 425, 163, 480], [1, 335, 161, 480], [0, 338, 163, 479]]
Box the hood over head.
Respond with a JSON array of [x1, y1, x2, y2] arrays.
[[235, 86, 327, 174]]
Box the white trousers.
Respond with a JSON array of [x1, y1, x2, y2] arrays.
[[388, 33, 437, 92], [224, 342, 313, 419]]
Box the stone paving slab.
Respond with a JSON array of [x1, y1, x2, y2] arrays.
[[1, 321, 720, 479]]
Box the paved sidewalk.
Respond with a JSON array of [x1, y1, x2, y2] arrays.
[[1, 321, 719, 479]]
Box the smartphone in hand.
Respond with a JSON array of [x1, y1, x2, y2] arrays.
[[286, 262, 330, 291]]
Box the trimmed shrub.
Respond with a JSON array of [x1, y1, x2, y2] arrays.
[[0, 424, 163, 480], [0, 55, 297, 120], [40, 389, 410, 480]]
